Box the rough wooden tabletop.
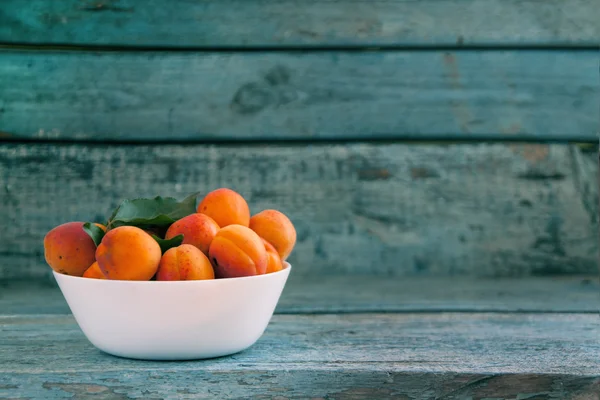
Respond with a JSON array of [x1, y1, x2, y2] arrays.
[[1, 276, 599, 399], [1, 313, 599, 399]]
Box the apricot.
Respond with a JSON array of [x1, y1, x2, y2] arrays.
[[156, 244, 215, 281], [262, 238, 283, 274], [83, 261, 106, 279], [96, 226, 161, 281], [44, 221, 97, 276], [249, 210, 296, 260], [208, 225, 267, 278], [165, 213, 219, 256], [197, 188, 250, 228]]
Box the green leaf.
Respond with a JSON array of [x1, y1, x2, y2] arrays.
[[106, 192, 200, 230], [152, 234, 184, 254], [83, 222, 105, 247]]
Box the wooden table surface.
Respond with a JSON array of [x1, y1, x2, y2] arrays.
[[1, 276, 599, 399]]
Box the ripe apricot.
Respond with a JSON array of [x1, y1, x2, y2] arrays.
[[249, 210, 296, 260], [96, 226, 161, 281], [156, 244, 215, 281], [44, 221, 97, 276], [197, 188, 250, 227], [262, 238, 283, 274], [83, 261, 107, 279], [208, 225, 267, 278], [165, 213, 219, 256]]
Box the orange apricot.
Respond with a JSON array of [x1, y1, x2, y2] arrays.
[[197, 188, 250, 228], [165, 213, 219, 256], [96, 226, 161, 281], [156, 244, 215, 281], [83, 261, 107, 279], [262, 238, 283, 274], [249, 210, 296, 260], [44, 221, 97, 276], [208, 224, 267, 278]]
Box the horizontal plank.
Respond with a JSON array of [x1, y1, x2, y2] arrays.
[[0, 50, 597, 141], [1, 0, 600, 47], [0, 142, 597, 279], [2, 275, 598, 315], [2, 371, 598, 400], [1, 314, 599, 398]]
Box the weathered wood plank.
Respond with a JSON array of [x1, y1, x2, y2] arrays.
[[2, 371, 598, 399], [2, 314, 599, 373], [0, 50, 597, 141], [0, 142, 597, 279], [1, 0, 599, 47], [0, 314, 598, 398], [2, 276, 598, 315]]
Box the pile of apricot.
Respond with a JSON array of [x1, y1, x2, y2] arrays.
[[44, 188, 296, 281]]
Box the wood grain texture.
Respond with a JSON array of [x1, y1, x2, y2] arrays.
[[1, 0, 599, 47], [2, 275, 598, 315], [2, 372, 599, 400], [0, 142, 597, 279], [0, 50, 597, 141], [1, 314, 599, 399]]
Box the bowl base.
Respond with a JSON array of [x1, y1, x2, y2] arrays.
[[96, 345, 250, 361]]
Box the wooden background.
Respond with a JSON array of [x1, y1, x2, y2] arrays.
[[0, 0, 598, 280], [3, 0, 600, 47], [0, 142, 597, 280]]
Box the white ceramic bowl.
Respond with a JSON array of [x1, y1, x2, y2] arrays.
[[53, 263, 291, 360]]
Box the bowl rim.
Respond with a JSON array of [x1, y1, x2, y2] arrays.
[[53, 262, 291, 285]]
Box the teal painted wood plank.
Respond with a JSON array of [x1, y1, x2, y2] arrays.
[[1, 0, 600, 47], [3, 370, 599, 399], [2, 276, 598, 314], [0, 143, 596, 279], [0, 314, 599, 399], [0, 50, 597, 141]]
